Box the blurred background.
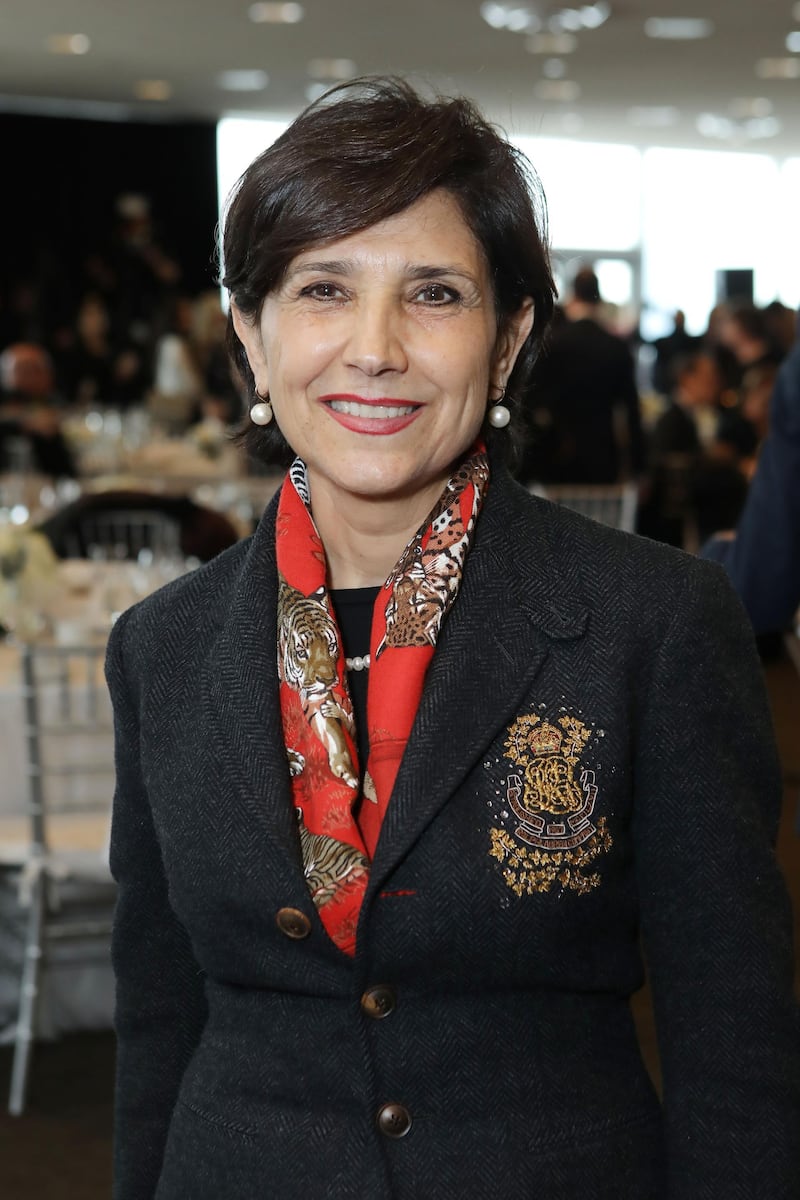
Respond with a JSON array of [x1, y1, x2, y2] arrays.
[[2, 0, 799, 343]]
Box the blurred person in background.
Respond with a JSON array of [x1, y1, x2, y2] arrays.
[[763, 299, 798, 359], [648, 350, 721, 459], [100, 192, 183, 369], [717, 302, 785, 378], [146, 293, 206, 433], [702, 313, 800, 640], [0, 341, 76, 477], [738, 360, 780, 477], [517, 265, 644, 485], [53, 290, 150, 411], [650, 309, 701, 397], [636, 350, 721, 547], [188, 289, 246, 426], [698, 301, 742, 393]]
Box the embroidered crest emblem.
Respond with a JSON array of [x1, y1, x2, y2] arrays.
[[489, 712, 612, 896]]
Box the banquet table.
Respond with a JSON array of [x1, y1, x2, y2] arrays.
[[2, 465, 283, 543], [0, 558, 181, 1044]]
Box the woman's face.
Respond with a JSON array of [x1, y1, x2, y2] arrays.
[[233, 189, 532, 514]]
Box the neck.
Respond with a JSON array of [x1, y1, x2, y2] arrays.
[[307, 476, 446, 589]]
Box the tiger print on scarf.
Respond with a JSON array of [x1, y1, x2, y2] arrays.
[[376, 456, 489, 657], [277, 578, 357, 790]]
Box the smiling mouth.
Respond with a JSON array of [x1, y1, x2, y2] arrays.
[[326, 398, 420, 420]]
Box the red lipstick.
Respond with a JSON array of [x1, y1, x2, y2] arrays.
[[320, 394, 423, 436]]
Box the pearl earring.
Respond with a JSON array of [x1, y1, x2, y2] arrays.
[[488, 385, 510, 429], [249, 392, 273, 426]]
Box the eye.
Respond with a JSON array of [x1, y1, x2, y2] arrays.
[[414, 283, 460, 305], [300, 281, 345, 301]]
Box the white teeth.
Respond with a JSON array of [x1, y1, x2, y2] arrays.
[[328, 400, 416, 419]]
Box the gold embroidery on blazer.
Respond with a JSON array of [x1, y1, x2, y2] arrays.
[[489, 712, 612, 895]]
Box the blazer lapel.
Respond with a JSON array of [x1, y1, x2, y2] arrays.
[[199, 493, 305, 895], [368, 472, 588, 892]]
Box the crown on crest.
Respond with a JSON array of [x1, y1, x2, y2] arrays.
[[527, 721, 563, 756], [505, 711, 593, 770]]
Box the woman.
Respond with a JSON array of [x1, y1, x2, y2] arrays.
[[106, 78, 799, 1199]]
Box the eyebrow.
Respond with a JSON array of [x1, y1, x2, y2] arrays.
[[285, 260, 481, 285]]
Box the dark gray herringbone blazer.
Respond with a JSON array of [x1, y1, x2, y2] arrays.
[[106, 467, 800, 1200]]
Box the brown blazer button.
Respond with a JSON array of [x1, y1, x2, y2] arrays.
[[361, 984, 397, 1019], [275, 907, 311, 939], [376, 1102, 412, 1138]]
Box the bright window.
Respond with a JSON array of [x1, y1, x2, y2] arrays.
[[641, 147, 782, 334], [512, 137, 642, 252], [215, 116, 289, 304]]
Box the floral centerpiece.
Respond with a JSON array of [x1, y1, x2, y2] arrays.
[[0, 524, 59, 639]]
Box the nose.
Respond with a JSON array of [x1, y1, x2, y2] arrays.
[[343, 295, 408, 376]]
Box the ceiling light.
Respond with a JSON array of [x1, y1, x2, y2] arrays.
[[786, 31, 800, 52], [549, 9, 583, 31], [534, 79, 581, 101], [744, 117, 781, 139], [728, 97, 772, 119], [756, 57, 800, 79], [480, 2, 510, 29], [133, 80, 172, 101], [482, 3, 607, 35], [542, 57, 567, 77], [217, 69, 269, 91], [696, 113, 733, 139], [480, 3, 541, 33], [627, 105, 679, 128], [547, 3, 609, 31], [579, 3, 610, 29], [526, 32, 577, 52], [248, 2, 304, 24], [697, 112, 781, 142], [644, 18, 714, 40], [45, 34, 90, 55], [307, 58, 357, 81]]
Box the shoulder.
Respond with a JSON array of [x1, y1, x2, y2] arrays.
[[105, 534, 253, 695], [136, 534, 249, 625], [491, 472, 740, 636]]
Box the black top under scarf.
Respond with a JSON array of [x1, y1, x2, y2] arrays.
[[329, 586, 379, 774]]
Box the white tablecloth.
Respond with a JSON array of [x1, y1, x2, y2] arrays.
[[0, 558, 174, 1042]]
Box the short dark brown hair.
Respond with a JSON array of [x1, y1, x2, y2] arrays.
[[221, 75, 556, 466]]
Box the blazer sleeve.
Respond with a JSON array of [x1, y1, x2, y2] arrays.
[[106, 609, 208, 1200], [633, 558, 800, 1196]]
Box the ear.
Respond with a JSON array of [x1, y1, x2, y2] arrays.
[[492, 297, 535, 385], [230, 301, 269, 394]]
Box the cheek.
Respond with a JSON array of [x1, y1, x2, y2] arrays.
[[266, 330, 332, 402], [427, 338, 492, 399]]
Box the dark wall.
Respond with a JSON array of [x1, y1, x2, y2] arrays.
[[1, 112, 220, 317]]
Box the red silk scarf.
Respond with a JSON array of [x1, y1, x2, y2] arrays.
[[275, 445, 489, 955]]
